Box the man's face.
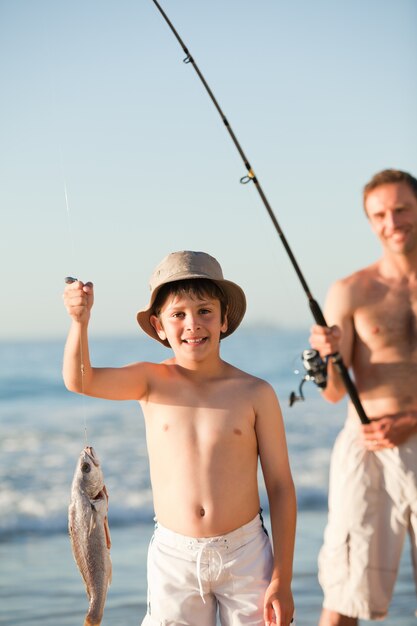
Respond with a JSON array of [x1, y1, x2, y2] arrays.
[[365, 182, 417, 256]]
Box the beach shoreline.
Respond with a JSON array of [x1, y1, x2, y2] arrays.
[[1, 510, 415, 626]]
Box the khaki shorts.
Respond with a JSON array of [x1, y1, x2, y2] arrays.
[[319, 418, 417, 619], [141, 513, 274, 626]]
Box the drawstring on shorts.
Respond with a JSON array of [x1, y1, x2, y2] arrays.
[[195, 541, 224, 603], [150, 512, 265, 609]]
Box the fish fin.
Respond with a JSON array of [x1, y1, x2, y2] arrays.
[[88, 510, 96, 536], [108, 559, 113, 587], [104, 515, 111, 549]]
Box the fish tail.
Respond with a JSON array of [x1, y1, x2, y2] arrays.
[[84, 594, 105, 626], [84, 614, 101, 626]]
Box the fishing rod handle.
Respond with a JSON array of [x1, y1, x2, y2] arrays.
[[309, 298, 327, 326], [309, 298, 370, 424], [330, 355, 370, 424]]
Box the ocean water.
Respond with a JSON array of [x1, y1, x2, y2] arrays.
[[0, 328, 415, 625]]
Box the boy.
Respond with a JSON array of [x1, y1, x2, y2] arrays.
[[63, 250, 296, 626]]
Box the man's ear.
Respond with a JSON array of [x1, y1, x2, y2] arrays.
[[150, 314, 167, 341]]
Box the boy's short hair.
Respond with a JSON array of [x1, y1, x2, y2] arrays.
[[152, 278, 228, 323], [137, 251, 246, 347]]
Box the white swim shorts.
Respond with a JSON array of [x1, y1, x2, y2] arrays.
[[319, 418, 417, 620], [141, 512, 274, 626]]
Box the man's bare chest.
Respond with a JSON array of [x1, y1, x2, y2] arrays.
[[354, 283, 417, 353]]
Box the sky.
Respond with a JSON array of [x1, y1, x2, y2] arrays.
[[1, 0, 416, 340]]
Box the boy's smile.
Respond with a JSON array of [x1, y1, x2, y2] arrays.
[[151, 293, 228, 358], [182, 337, 207, 346]]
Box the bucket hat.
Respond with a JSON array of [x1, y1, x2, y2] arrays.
[[137, 251, 246, 346]]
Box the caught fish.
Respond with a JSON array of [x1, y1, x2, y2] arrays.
[[69, 446, 112, 626]]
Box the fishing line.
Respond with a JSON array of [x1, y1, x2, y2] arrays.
[[56, 123, 89, 445], [61, 167, 77, 273], [64, 277, 89, 448], [151, 0, 369, 425], [62, 185, 89, 447], [49, 75, 90, 445]]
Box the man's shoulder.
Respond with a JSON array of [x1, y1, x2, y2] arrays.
[[331, 262, 380, 295], [324, 262, 382, 319]]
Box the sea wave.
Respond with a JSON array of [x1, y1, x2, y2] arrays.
[[0, 490, 155, 540], [0, 485, 328, 540], [0, 332, 346, 542]]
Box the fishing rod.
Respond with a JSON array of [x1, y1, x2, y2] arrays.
[[151, 0, 369, 425]]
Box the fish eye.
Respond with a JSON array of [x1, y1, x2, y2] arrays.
[[81, 462, 91, 473]]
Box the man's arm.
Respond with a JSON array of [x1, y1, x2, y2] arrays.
[[309, 278, 355, 403], [255, 381, 296, 626], [63, 280, 149, 401]]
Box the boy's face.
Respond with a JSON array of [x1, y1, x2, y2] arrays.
[[150, 292, 228, 358]]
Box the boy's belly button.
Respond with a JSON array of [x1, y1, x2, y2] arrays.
[[199, 507, 205, 517]]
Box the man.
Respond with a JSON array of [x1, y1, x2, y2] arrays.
[[309, 170, 417, 625]]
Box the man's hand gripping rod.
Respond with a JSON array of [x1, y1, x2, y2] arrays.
[[151, 0, 369, 424]]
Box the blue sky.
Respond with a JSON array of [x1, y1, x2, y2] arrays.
[[1, 0, 416, 339]]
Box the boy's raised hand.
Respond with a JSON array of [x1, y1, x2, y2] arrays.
[[63, 278, 94, 324]]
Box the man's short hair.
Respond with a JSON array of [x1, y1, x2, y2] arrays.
[[363, 169, 417, 207]]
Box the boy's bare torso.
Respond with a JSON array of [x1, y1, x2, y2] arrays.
[[343, 262, 417, 420], [141, 360, 262, 537]]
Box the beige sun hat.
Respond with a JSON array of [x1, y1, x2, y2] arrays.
[[137, 251, 246, 347]]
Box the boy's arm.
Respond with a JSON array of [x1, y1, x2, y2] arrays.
[[256, 381, 296, 626], [63, 280, 149, 401], [309, 278, 355, 403]]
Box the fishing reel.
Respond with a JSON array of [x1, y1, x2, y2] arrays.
[[289, 349, 328, 407]]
